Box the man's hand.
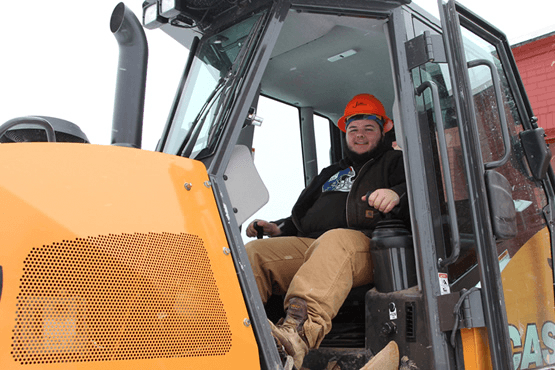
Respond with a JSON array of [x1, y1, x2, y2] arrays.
[[362, 189, 400, 214], [246, 219, 282, 238]]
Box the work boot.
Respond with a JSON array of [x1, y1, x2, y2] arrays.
[[268, 297, 309, 370], [360, 341, 400, 370]]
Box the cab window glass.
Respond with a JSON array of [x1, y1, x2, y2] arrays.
[[459, 26, 547, 247], [241, 97, 305, 244], [411, 18, 548, 287], [163, 12, 264, 156], [460, 29, 524, 165], [315, 115, 331, 173]]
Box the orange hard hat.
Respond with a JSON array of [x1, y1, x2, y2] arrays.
[[337, 94, 393, 133]]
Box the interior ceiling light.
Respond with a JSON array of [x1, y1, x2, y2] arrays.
[[327, 49, 357, 63]]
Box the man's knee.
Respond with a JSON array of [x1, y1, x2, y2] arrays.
[[318, 228, 353, 240], [316, 229, 369, 253], [245, 239, 267, 264]]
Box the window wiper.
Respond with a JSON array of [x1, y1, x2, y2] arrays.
[[178, 73, 230, 158], [179, 12, 266, 158]]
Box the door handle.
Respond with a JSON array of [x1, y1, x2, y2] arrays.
[[416, 80, 461, 269], [467, 59, 511, 170]]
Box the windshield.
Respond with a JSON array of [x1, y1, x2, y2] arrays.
[[162, 13, 265, 157]]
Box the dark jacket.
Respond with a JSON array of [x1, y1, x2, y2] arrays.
[[273, 147, 408, 238]]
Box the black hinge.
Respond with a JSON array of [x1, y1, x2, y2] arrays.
[[405, 31, 447, 70]]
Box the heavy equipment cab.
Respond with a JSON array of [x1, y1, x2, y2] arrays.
[[1, 1, 553, 370], [150, 0, 554, 368]]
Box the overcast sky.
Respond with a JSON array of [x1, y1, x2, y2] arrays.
[[0, 0, 553, 150]]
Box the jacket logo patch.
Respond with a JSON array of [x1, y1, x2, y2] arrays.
[[366, 210, 374, 218], [322, 167, 356, 193]]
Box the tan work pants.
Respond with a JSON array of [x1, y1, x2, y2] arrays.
[[245, 228, 373, 348]]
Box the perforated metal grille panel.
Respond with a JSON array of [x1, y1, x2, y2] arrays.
[[12, 232, 232, 365]]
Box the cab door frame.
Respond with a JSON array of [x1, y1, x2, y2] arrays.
[[200, 1, 292, 369], [437, 1, 512, 368], [435, 0, 551, 368], [453, 0, 555, 304], [388, 5, 460, 369]]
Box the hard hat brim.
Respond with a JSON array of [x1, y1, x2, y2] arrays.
[[337, 114, 394, 133]]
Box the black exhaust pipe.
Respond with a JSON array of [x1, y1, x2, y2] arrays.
[[110, 2, 148, 148]]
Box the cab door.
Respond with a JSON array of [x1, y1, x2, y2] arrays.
[[409, 0, 555, 369], [437, 0, 514, 367]]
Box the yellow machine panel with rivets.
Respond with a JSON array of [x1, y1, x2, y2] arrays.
[[0, 143, 259, 370]]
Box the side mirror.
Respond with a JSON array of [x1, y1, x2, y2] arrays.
[[520, 127, 552, 181], [485, 170, 517, 240]]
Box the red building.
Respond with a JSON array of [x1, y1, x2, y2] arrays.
[[512, 31, 555, 144]]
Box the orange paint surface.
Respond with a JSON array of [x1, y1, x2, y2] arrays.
[[0, 143, 259, 370]]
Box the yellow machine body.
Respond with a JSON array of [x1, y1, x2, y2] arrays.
[[461, 228, 555, 369], [0, 143, 259, 369]]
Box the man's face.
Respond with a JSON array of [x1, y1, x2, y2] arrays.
[[345, 119, 384, 155]]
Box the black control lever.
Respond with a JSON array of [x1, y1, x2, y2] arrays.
[[365, 190, 401, 219], [254, 221, 264, 239]]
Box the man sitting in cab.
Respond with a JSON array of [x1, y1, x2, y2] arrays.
[[245, 94, 410, 369]]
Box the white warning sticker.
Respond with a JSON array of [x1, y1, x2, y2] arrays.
[[439, 273, 450, 295]]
